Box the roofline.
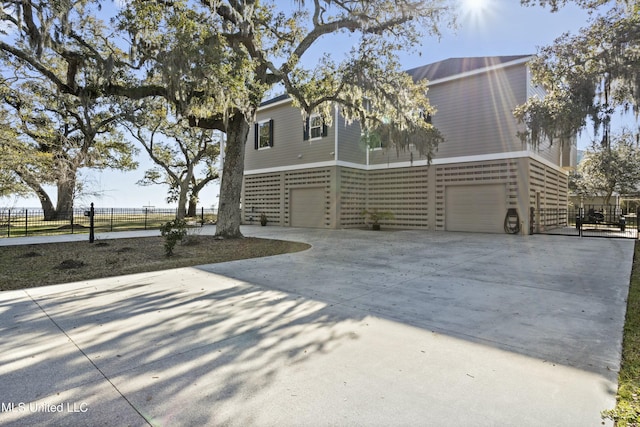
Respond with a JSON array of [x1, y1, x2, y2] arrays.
[[258, 55, 535, 109], [426, 55, 534, 86], [259, 95, 293, 110]]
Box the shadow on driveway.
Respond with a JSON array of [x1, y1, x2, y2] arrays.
[[0, 227, 633, 426]]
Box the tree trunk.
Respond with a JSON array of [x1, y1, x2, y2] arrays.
[[187, 196, 197, 217], [55, 177, 75, 220], [17, 171, 57, 220], [176, 181, 189, 220], [36, 185, 57, 221], [215, 114, 250, 239]]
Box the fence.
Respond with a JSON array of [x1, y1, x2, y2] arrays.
[[0, 207, 217, 238], [533, 205, 639, 239]]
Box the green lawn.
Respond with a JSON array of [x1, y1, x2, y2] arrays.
[[602, 241, 640, 426]]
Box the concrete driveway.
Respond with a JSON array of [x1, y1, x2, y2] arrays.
[[0, 227, 634, 426]]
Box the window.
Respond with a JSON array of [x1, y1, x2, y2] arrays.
[[310, 115, 324, 139], [254, 119, 273, 150], [303, 114, 328, 141]]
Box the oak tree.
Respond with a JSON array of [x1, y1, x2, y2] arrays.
[[516, 0, 640, 149]]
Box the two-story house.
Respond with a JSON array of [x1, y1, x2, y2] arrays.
[[241, 55, 576, 234]]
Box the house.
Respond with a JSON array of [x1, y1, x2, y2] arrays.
[[242, 55, 576, 234]]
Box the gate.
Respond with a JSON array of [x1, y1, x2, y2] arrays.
[[532, 206, 639, 239]]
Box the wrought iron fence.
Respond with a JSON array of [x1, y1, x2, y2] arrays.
[[532, 206, 639, 239], [0, 207, 217, 238]]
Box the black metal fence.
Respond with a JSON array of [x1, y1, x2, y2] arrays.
[[0, 207, 217, 238], [532, 206, 639, 239]]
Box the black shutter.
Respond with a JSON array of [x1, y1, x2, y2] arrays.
[[321, 121, 328, 137], [303, 117, 310, 141], [269, 119, 274, 147], [254, 123, 259, 149]]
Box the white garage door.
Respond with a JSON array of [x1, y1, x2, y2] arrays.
[[290, 187, 327, 228], [445, 184, 506, 233]]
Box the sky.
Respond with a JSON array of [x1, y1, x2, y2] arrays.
[[3, 0, 612, 209]]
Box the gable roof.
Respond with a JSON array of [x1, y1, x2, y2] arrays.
[[405, 55, 532, 83], [260, 55, 533, 107]]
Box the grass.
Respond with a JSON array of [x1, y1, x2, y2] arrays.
[[602, 241, 640, 426], [1, 210, 216, 237], [0, 234, 310, 291]]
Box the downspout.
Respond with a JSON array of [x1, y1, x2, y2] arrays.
[[334, 103, 339, 163]]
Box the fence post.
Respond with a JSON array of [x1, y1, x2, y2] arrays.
[[89, 203, 95, 243], [201, 207, 204, 226], [579, 207, 583, 238], [71, 209, 74, 234], [24, 209, 28, 237], [144, 208, 148, 230], [110, 208, 114, 232]]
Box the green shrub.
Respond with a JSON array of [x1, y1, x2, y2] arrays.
[[160, 219, 187, 256]]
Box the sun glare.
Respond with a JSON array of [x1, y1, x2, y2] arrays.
[[459, 0, 498, 30]]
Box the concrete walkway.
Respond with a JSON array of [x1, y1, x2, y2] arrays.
[[0, 227, 634, 426]]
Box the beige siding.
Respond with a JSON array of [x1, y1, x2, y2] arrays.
[[242, 61, 571, 234], [336, 116, 367, 164], [368, 146, 428, 166], [245, 102, 336, 171], [534, 140, 563, 165], [411, 64, 527, 161]]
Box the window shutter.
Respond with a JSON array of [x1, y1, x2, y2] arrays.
[[254, 123, 259, 149], [425, 113, 432, 124], [269, 119, 274, 147], [321, 122, 328, 137], [303, 117, 310, 141]]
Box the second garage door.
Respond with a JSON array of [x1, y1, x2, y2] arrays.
[[290, 187, 327, 228], [445, 184, 506, 233]]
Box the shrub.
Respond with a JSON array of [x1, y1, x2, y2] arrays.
[[160, 219, 188, 256]]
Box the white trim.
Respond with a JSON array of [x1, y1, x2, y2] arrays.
[[259, 97, 292, 111], [427, 56, 533, 86], [244, 149, 568, 176], [308, 114, 324, 141], [246, 161, 338, 175]]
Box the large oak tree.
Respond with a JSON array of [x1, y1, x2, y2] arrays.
[[1, 0, 452, 236], [516, 0, 639, 149]]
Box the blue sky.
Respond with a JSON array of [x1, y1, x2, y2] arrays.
[[5, 0, 603, 209]]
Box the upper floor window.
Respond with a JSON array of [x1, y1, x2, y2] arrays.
[[310, 115, 324, 139], [303, 114, 328, 141], [254, 119, 274, 150]]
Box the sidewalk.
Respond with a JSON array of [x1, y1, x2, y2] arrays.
[[0, 227, 215, 246]]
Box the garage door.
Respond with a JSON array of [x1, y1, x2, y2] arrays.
[[290, 187, 327, 228], [445, 184, 506, 233]]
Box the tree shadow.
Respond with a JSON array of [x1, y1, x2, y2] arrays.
[[0, 228, 630, 425], [0, 270, 365, 426]]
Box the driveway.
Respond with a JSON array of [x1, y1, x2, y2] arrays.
[[0, 227, 633, 426]]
